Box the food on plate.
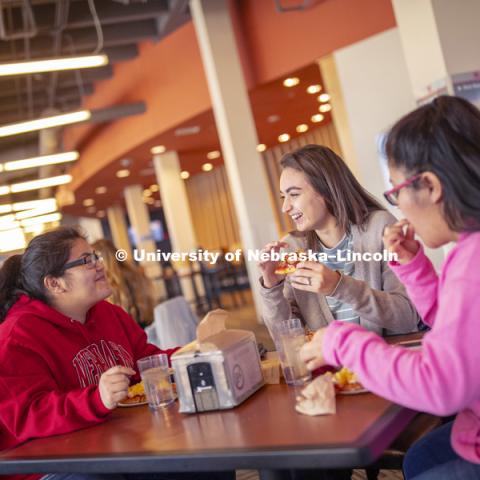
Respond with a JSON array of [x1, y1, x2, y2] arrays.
[[331, 367, 365, 393], [121, 381, 146, 405], [274, 250, 305, 275]]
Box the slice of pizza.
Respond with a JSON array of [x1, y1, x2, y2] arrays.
[[274, 250, 304, 275]]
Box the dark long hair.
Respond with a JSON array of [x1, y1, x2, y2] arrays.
[[280, 144, 384, 250], [0, 227, 85, 322], [385, 95, 480, 232]]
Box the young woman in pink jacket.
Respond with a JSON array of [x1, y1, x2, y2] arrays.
[[300, 95, 480, 479]]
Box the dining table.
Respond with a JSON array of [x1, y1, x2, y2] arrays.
[[0, 332, 423, 480]]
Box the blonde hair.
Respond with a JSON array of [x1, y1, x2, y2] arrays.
[[92, 239, 154, 327]]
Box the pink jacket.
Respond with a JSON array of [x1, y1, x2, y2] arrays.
[[323, 232, 480, 463]]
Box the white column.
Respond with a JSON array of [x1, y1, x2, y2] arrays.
[[106, 205, 132, 257], [153, 151, 202, 302], [78, 217, 104, 243], [153, 151, 197, 252], [393, 0, 480, 105], [124, 185, 165, 300], [190, 0, 278, 317]]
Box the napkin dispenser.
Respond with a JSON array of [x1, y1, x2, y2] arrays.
[[171, 329, 264, 413]]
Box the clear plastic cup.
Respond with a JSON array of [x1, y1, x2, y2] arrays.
[[137, 354, 175, 410], [273, 318, 311, 386]]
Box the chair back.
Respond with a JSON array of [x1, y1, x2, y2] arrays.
[[145, 296, 198, 349]]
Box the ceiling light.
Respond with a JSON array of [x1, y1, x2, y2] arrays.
[[144, 197, 154, 205], [150, 145, 166, 155], [318, 93, 330, 103], [174, 125, 200, 136], [267, 114, 280, 123], [12, 198, 57, 211], [143, 189, 152, 197], [97, 210, 106, 218], [256, 144, 267, 152], [154, 200, 162, 208], [319, 104, 332, 113], [307, 84, 322, 94], [0, 186, 10, 196], [296, 124, 309, 133], [283, 77, 300, 87], [278, 133, 290, 143], [86, 206, 96, 214], [180, 171, 190, 179], [149, 184, 159, 192], [95, 186, 107, 194], [0, 229, 26, 252], [0, 204, 12, 214], [0, 111, 91, 137], [83, 199, 95, 207], [116, 169, 130, 178], [7, 174, 72, 194], [20, 212, 62, 227], [0, 54, 108, 77], [207, 150, 221, 160], [0, 151, 78, 172], [202, 163, 213, 172], [311, 113, 325, 123], [14, 205, 57, 220]]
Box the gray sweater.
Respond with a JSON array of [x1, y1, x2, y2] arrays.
[[259, 210, 420, 337]]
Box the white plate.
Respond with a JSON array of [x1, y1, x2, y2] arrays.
[[336, 387, 369, 395], [118, 399, 148, 407]]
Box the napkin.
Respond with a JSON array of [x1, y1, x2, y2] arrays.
[[196, 309, 229, 343], [295, 375, 336, 416]]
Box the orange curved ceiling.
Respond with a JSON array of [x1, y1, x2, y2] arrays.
[[61, 0, 396, 218]]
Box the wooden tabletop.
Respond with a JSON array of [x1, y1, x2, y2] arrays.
[[0, 384, 416, 475]]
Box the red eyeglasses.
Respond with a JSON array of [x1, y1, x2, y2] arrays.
[[383, 174, 422, 206]]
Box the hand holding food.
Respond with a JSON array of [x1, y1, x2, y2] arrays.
[[258, 240, 290, 288], [290, 261, 341, 295], [331, 367, 364, 393], [299, 327, 328, 371], [120, 381, 147, 405], [383, 219, 419, 265], [98, 365, 135, 410]]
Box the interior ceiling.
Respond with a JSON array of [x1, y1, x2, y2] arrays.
[[0, 0, 332, 219], [64, 61, 332, 218]]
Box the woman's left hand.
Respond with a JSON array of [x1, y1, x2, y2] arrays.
[[291, 261, 341, 295], [299, 327, 328, 371]]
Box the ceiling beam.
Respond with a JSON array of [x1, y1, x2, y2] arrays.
[[0, 20, 158, 61]]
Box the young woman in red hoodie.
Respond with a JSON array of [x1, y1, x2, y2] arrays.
[[0, 227, 233, 480]]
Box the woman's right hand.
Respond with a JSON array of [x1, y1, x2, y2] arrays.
[[383, 219, 419, 265], [258, 240, 289, 288], [98, 366, 136, 410]]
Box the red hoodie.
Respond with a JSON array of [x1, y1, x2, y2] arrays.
[[0, 295, 179, 480]]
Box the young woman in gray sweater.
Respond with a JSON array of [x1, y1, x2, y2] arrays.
[[259, 144, 420, 338]]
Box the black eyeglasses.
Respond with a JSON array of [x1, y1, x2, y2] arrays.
[[63, 252, 103, 271]]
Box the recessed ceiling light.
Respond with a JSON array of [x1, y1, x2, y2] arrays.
[[318, 93, 330, 103], [180, 170, 190, 179], [311, 114, 325, 123], [83, 198, 94, 207], [256, 144, 267, 152], [278, 133, 290, 143], [97, 210, 105, 218], [86, 206, 96, 214], [307, 84, 322, 94], [174, 125, 200, 136], [154, 200, 162, 208], [143, 189, 152, 197], [120, 158, 131, 168], [149, 184, 159, 192], [95, 186, 107, 194], [145, 197, 154, 205], [116, 169, 130, 178], [207, 150, 221, 160], [202, 163, 213, 172], [150, 145, 166, 155], [283, 77, 300, 88], [296, 124, 309, 133], [267, 114, 280, 123], [319, 104, 332, 113]]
